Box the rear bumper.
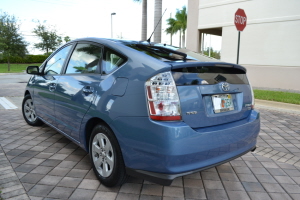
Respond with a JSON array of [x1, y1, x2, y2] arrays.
[[126, 145, 256, 185], [110, 109, 260, 184]]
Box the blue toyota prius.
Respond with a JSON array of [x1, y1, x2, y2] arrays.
[[22, 38, 260, 187]]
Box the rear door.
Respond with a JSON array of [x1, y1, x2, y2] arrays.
[[54, 42, 103, 141], [172, 62, 253, 128]]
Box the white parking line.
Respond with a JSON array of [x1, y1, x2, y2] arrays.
[[0, 97, 18, 109]]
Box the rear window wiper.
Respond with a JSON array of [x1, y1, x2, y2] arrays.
[[135, 44, 187, 61]]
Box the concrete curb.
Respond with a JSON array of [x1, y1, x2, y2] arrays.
[[255, 99, 300, 115]]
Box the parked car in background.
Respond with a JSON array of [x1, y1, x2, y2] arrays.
[[22, 38, 260, 187]]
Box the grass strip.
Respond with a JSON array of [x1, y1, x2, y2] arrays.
[[0, 63, 41, 73], [254, 89, 300, 105]]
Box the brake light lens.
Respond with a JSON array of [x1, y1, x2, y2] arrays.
[[146, 71, 181, 121]]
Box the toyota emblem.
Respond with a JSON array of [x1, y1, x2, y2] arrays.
[[221, 82, 230, 91]]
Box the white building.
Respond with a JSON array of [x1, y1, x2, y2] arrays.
[[186, 0, 300, 91]]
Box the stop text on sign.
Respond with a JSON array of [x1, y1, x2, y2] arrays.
[[234, 8, 247, 31], [235, 15, 247, 25]]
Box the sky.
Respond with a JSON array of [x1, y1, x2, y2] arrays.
[[1, 0, 221, 54]]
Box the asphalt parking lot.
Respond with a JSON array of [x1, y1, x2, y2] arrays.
[[0, 74, 300, 200]]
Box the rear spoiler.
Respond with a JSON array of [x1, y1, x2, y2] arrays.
[[170, 62, 247, 73]]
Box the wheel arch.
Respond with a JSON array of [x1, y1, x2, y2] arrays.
[[84, 117, 114, 153], [24, 90, 31, 97]]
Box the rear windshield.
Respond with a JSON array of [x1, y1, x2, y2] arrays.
[[172, 66, 249, 85]]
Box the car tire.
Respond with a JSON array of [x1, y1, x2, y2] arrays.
[[22, 94, 43, 126], [89, 124, 128, 187]]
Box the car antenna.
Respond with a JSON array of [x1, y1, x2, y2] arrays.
[[147, 8, 167, 45]]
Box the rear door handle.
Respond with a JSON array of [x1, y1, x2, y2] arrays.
[[83, 86, 94, 94]]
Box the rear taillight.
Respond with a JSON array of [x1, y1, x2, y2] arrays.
[[249, 82, 255, 109], [146, 71, 181, 121], [251, 88, 255, 109]]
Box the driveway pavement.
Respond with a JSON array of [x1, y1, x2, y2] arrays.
[[0, 75, 300, 199]]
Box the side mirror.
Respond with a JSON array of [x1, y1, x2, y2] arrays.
[[26, 66, 40, 75]]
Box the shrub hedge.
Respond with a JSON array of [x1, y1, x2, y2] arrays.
[[0, 55, 48, 64]]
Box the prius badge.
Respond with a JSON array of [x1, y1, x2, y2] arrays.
[[221, 82, 230, 92]]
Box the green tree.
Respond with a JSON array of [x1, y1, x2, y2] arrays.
[[64, 36, 71, 43], [33, 22, 62, 54], [0, 13, 28, 71]]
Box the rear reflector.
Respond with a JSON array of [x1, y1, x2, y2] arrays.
[[150, 115, 181, 121]]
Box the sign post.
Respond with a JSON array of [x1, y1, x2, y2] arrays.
[[234, 9, 247, 64]]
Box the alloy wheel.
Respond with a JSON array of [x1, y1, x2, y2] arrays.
[[23, 99, 37, 122], [92, 133, 114, 177]]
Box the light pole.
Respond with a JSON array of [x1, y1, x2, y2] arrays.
[[111, 12, 116, 38]]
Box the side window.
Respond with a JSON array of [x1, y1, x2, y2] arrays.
[[102, 48, 126, 74], [44, 45, 72, 75], [65, 43, 102, 74]]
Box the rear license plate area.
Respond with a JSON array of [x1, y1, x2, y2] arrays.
[[212, 94, 234, 113]]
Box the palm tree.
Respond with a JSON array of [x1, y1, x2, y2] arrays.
[[134, 0, 163, 43], [165, 6, 187, 48], [165, 17, 178, 45], [175, 6, 187, 48], [134, 0, 147, 41], [153, 0, 162, 43]]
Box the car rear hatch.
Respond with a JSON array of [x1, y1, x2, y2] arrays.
[[171, 62, 253, 128]]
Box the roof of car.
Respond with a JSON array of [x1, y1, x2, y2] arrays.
[[70, 37, 169, 46]]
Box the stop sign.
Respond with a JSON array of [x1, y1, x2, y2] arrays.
[[234, 9, 247, 31]]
